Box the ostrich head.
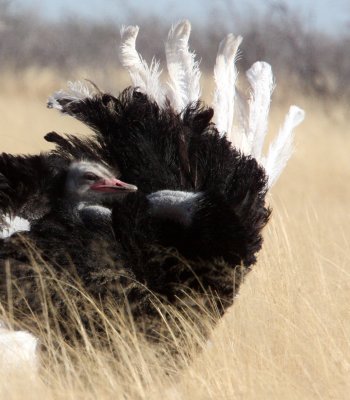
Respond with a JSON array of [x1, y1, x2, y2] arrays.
[[64, 161, 137, 203]]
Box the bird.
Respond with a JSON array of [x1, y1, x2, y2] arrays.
[[0, 20, 304, 348], [0, 88, 270, 347]]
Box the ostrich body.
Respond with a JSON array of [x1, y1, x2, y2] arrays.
[[0, 21, 304, 351], [0, 92, 269, 346]]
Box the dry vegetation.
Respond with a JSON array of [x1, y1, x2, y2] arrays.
[[0, 70, 349, 399]]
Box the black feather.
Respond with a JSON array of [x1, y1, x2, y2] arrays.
[[0, 87, 270, 346]]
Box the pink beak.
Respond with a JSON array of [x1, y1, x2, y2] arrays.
[[90, 178, 137, 193]]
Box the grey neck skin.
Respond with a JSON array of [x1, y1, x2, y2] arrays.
[[64, 189, 130, 207], [77, 202, 112, 230], [147, 190, 202, 226], [63, 183, 131, 230], [55, 194, 116, 234]]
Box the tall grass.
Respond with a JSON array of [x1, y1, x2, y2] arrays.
[[0, 71, 349, 399]]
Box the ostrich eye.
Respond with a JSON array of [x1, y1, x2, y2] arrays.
[[83, 172, 99, 181]]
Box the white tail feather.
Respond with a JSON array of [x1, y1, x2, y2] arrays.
[[48, 21, 305, 188], [246, 62, 275, 159], [263, 106, 305, 187], [232, 87, 250, 152], [212, 34, 242, 140], [165, 20, 201, 112], [0, 215, 30, 239], [119, 25, 164, 105], [47, 80, 94, 110], [0, 324, 38, 372]]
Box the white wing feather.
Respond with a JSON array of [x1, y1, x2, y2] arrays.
[[0, 323, 38, 372], [0, 215, 30, 239], [119, 25, 164, 105], [47, 80, 94, 110], [165, 20, 201, 112], [212, 33, 242, 141], [246, 62, 275, 159], [263, 105, 305, 187]]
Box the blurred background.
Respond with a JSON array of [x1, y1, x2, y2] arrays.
[[0, 0, 349, 152], [0, 0, 349, 98]]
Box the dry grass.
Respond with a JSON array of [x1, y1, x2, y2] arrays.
[[0, 70, 349, 399]]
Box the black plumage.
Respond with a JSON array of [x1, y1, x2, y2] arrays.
[[0, 152, 68, 222], [0, 88, 270, 345]]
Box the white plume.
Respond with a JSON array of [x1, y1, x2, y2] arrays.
[[231, 87, 250, 151], [47, 80, 94, 110], [212, 33, 242, 141], [263, 105, 305, 188], [0, 323, 38, 372], [246, 62, 275, 159], [47, 21, 305, 189], [165, 20, 201, 112], [119, 25, 164, 105], [0, 215, 30, 239]]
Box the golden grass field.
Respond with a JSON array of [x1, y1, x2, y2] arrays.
[[0, 69, 349, 399]]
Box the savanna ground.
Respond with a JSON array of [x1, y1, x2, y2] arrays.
[[0, 68, 349, 399]]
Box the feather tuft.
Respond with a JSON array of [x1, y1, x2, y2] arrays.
[[165, 20, 201, 112], [245, 62, 275, 159], [212, 33, 242, 142], [47, 80, 95, 110], [0, 215, 30, 238], [263, 105, 305, 188], [0, 324, 38, 371], [119, 25, 164, 105]]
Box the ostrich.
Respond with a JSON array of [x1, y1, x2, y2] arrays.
[[0, 115, 269, 344], [0, 21, 304, 358]]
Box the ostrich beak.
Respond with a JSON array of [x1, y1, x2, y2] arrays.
[[90, 178, 137, 193]]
